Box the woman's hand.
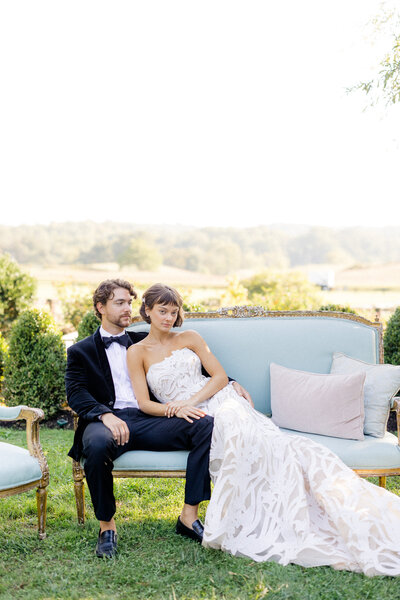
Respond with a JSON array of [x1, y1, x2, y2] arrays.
[[231, 381, 254, 408], [165, 398, 192, 417], [165, 398, 205, 420], [173, 405, 207, 423]]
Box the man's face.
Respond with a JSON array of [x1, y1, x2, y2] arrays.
[[97, 287, 132, 333]]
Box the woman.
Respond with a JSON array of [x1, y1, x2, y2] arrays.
[[127, 283, 400, 576]]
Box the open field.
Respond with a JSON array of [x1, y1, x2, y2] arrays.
[[28, 264, 226, 308], [1, 427, 400, 600], [27, 262, 400, 327]]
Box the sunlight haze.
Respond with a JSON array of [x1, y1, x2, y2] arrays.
[[0, 0, 399, 229]]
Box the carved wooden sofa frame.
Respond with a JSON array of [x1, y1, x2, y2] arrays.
[[0, 405, 49, 538], [72, 308, 400, 524]]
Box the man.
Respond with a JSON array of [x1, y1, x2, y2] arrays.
[[66, 278, 250, 558]]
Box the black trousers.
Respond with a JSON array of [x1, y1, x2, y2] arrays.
[[82, 408, 213, 522]]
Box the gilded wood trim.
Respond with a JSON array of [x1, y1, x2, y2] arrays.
[[17, 406, 50, 490], [0, 479, 42, 497], [355, 468, 400, 478]]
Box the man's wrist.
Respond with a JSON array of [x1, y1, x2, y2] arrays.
[[99, 413, 111, 422]]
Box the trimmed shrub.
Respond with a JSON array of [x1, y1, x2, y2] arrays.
[[0, 253, 36, 336], [77, 311, 101, 341], [384, 307, 400, 365], [3, 309, 66, 418]]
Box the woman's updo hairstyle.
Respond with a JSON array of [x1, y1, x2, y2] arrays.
[[140, 283, 184, 327]]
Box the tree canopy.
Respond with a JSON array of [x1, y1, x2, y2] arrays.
[[349, 3, 400, 106]]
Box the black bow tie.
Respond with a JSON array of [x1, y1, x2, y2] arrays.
[[102, 334, 131, 349]]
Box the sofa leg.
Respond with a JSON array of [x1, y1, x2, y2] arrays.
[[379, 476, 387, 488], [36, 485, 47, 539], [73, 461, 85, 524]]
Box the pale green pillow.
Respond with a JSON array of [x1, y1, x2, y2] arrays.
[[330, 352, 400, 438]]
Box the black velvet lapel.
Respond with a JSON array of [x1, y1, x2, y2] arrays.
[[93, 328, 116, 402]]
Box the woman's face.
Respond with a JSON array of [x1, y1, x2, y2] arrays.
[[147, 302, 179, 330]]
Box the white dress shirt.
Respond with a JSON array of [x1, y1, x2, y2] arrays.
[[100, 326, 139, 410]]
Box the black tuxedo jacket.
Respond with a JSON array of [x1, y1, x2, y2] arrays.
[[66, 327, 149, 460]]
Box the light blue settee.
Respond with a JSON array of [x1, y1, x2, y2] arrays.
[[73, 308, 400, 521], [0, 405, 49, 538]]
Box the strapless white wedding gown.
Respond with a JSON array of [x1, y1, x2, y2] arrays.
[[146, 347, 400, 576]]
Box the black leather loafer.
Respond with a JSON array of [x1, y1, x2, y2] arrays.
[[176, 517, 204, 543], [95, 529, 117, 558]]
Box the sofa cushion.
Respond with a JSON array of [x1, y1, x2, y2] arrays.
[[270, 363, 365, 440], [82, 450, 189, 472], [330, 352, 400, 438], [0, 442, 42, 491], [84, 434, 400, 473], [280, 428, 400, 471]]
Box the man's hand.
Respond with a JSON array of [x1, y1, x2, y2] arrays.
[[231, 381, 254, 407], [100, 413, 130, 445]]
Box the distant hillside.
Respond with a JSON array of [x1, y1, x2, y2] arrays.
[[1, 221, 400, 276]]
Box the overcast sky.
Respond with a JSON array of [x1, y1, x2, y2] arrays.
[[0, 1, 399, 229]]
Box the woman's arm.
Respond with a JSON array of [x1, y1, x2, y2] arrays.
[[127, 346, 168, 417], [165, 331, 228, 417], [126, 345, 206, 422]]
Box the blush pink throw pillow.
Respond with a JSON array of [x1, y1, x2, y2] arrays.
[[270, 363, 366, 440]]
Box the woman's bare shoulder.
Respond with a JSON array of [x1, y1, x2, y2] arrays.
[[177, 329, 206, 346], [127, 341, 147, 358]]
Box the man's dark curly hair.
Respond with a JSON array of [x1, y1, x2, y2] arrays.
[[93, 279, 137, 319]]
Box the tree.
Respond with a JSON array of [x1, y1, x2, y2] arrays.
[[349, 3, 400, 106], [204, 241, 242, 275], [241, 271, 322, 311], [220, 277, 249, 306], [117, 238, 162, 270], [0, 253, 36, 336], [3, 309, 66, 418]]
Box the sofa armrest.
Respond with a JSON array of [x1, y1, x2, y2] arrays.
[[391, 397, 400, 445], [0, 405, 49, 484]]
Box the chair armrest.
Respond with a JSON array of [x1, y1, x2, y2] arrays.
[[391, 397, 400, 445], [0, 405, 43, 422], [70, 410, 79, 431], [0, 405, 49, 483]]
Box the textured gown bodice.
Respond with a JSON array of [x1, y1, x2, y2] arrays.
[[146, 347, 400, 576], [147, 347, 209, 404], [147, 347, 260, 417]]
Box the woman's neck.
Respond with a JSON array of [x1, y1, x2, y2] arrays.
[[146, 327, 172, 345]]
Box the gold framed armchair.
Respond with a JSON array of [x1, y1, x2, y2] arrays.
[[0, 405, 49, 538]]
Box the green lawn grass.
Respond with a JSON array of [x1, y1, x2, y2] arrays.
[[1, 428, 400, 600]]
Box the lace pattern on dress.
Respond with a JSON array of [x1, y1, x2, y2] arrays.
[[146, 347, 400, 576]]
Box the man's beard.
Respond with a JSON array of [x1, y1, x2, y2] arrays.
[[113, 315, 131, 328]]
